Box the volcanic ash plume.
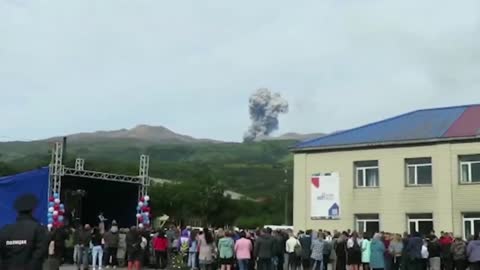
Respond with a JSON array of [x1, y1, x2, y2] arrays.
[[244, 88, 289, 142]]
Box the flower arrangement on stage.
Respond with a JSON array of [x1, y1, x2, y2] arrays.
[[47, 193, 65, 230], [136, 195, 151, 228]]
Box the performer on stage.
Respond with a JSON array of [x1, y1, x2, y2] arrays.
[[98, 212, 108, 234]]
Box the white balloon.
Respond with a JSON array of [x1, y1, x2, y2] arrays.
[[138, 223, 144, 229], [136, 213, 142, 218], [53, 211, 59, 216], [47, 224, 53, 230], [54, 198, 61, 204], [48, 207, 54, 213], [138, 202, 144, 207], [144, 195, 150, 201]]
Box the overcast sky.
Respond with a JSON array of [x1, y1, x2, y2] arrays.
[[1, 0, 480, 142]]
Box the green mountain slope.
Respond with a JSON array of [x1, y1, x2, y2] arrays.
[[0, 139, 296, 198]]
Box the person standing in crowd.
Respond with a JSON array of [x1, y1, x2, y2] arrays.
[[0, 194, 48, 270], [166, 225, 176, 256], [127, 226, 142, 270], [286, 230, 301, 270], [46, 227, 68, 270], [91, 227, 104, 270], [198, 228, 216, 270], [370, 233, 386, 270], [247, 232, 256, 270], [73, 224, 82, 265], [218, 231, 235, 270], [235, 231, 253, 270], [389, 234, 403, 270], [78, 224, 92, 270], [323, 231, 333, 270], [299, 230, 312, 270], [272, 230, 284, 270], [362, 233, 372, 270], [188, 230, 199, 270], [153, 230, 169, 270], [401, 233, 410, 270], [440, 233, 454, 270], [336, 232, 348, 270], [64, 227, 75, 265], [421, 239, 430, 270], [405, 232, 424, 270], [255, 228, 276, 270], [311, 232, 325, 270], [428, 235, 442, 270], [384, 233, 393, 270], [104, 221, 120, 269], [347, 231, 363, 270], [467, 235, 480, 270], [450, 237, 467, 270]]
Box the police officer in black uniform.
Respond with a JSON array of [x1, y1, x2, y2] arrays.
[[0, 194, 48, 270]]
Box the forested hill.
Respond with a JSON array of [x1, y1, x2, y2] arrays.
[[0, 138, 297, 198]]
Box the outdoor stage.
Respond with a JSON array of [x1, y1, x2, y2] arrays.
[[0, 142, 151, 228]]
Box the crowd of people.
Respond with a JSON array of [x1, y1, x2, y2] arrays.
[[1, 194, 480, 270], [155, 228, 480, 270]]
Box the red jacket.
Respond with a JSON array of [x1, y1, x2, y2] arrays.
[[153, 236, 169, 251], [439, 236, 453, 246]]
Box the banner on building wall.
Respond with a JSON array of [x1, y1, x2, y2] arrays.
[[310, 172, 340, 220]]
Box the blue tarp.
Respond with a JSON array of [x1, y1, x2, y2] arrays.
[[0, 167, 49, 228]]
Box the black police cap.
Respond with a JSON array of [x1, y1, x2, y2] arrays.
[[14, 194, 39, 212]]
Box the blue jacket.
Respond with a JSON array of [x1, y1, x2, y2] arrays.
[[370, 239, 386, 269], [406, 236, 423, 259]]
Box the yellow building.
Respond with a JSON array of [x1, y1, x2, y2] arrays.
[[292, 105, 480, 238]]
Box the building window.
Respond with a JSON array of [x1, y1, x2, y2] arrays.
[[463, 213, 480, 239], [355, 214, 380, 235], [355, 160, 379, 188], [459, 155, 480, 183], [406, 158, 432, 186], [408, 213, 433, 236]]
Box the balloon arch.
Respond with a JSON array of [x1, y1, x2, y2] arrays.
[[47, 141, 151, 229]]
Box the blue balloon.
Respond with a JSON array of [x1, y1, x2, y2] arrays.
[[48, 218, 53, 223], [60, 204, 65, 209], [54, 193, 59, 199], [49, 202, 54, 207], [143, 202, 148, 207], [136, 206, 141, 211], [58, 216, 64, 222], [47, 213, 53, 217]]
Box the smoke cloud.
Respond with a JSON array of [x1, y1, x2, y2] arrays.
[[244, 88, 289, 142]]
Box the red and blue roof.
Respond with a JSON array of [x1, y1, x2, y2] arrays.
[[294, 104, 480, 151]]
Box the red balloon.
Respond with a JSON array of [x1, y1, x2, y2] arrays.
[[54, 205, 60, 211], [53, 215, 58, 221], [49, 197, 55, 202], [140, 197, 145, 202], [138, 216, 144, 222]]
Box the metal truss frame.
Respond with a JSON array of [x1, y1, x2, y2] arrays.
[[48, 142, 150, 201]]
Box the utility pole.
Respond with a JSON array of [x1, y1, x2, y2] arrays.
[[284, 168, 288, 225]]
